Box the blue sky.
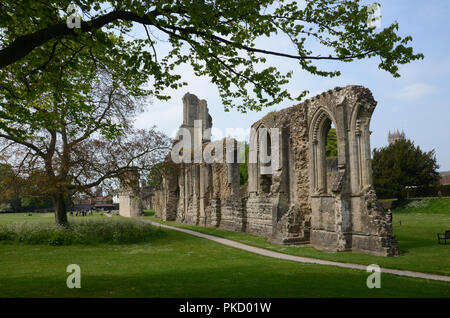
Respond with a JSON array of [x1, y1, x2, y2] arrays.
[[132, 0, 450, 171]]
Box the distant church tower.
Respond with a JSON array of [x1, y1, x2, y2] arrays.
[[388, 129, 406, 145]]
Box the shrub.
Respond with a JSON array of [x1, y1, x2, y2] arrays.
[[404, 184, 450, 198], [372, 139, 439, 199], [0, 218, 163, 245], [142, 210, 155, 217]]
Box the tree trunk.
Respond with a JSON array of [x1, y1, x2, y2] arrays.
[[53, 192, 68, 226]]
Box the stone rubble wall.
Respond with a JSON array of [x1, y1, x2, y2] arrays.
[[119, 169, 143, 218], [150, 87, 398, 256]]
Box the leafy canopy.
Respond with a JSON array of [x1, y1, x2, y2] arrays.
[[1, 0, 423, 115]]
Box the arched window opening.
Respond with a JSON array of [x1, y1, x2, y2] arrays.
[[354, 116, 372, 191], [311, 112, 337, 195], [259, 128, 272, 194], [326, 122, 337, 158], [325, 122, 339, 194]]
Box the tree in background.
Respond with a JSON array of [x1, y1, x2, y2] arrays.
[[0, 164, 55, 212], [372, 139, 440, 199], [240, 142, 250, 186], [0, 164, 22, 212], [0, 65, 171, 225], [326, 128, 338, 158], [20, 195, 54, 212]]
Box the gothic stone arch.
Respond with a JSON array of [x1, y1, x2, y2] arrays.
[[306, 86, 397, 255]]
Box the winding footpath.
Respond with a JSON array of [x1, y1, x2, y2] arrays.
[[143, 220, 450, 283]]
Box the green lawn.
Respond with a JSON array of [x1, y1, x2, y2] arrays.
[[0, 202, 448, 298], [143, 197, 450, 276]]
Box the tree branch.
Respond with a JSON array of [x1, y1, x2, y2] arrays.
[[1, 8, 377, 69], [0, 133, 45, 158]]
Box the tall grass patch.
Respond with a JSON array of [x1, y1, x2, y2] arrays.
[[0, 218, 163, 245]]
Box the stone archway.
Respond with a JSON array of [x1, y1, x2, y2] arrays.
[[309, 107, 350, 251], [306, 87, 397, 255], [248, 124, 275, 195], [310, 109, 336, 195]]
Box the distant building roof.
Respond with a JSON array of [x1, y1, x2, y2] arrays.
[[74, 196, 113, 205], [440, 173, 450, 185], [388, 129, 406, 145]]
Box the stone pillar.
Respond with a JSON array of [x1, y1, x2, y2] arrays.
[[226, 138, 241, 195], [199, 163, 207, 226], [248, 127, 259, 193], [119, 168, 142, 217], [178, 93, 213, 148]]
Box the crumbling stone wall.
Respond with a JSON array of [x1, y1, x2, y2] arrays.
[[152, 87, 398, 256], [119, 168, 143, 218], [153, 160, 179, 220]]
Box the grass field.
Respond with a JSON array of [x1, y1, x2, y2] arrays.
[[0, 200, 449, 298], [143, 198, 450, 276]]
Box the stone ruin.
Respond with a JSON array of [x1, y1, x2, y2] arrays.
[[119, 168, 143, 218], [144, 85, 398, 256]]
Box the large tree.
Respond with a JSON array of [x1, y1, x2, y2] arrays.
[[372, 139, 440, 200], [1, 0, 422, 112], [0, 64, 171, 225]]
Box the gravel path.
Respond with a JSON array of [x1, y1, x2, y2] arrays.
[[144, 220, 450, 282]]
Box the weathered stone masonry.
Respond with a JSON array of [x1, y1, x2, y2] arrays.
[[119, 168, 143, 218], [153, 86, 398, 256]]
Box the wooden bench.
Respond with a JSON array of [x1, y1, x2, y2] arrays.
[[437, 230, 450, 244]]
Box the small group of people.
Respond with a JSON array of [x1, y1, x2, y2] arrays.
[[70, 209, 93, 217], [386, 209, 393, 223]]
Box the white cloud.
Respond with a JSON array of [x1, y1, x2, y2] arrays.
[[394, 83, 438, 101]]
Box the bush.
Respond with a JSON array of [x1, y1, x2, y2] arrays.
[[404, 184, 450, 198], [0, 203, 12, 212], [440, 184, 450, 196], [142, 209, 155, 217], [0, 218, 163, 245], [372, 139, 439, 199]]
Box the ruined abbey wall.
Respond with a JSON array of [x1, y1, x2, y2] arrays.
[[119, 168, 143, 218], [153, 86, 398, 256]]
